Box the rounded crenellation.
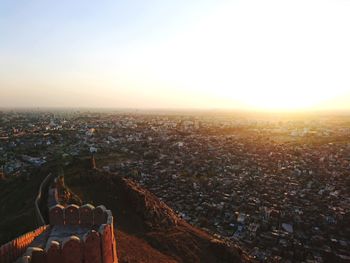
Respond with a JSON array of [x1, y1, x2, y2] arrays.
[[18, 204, 118, 263], [1, 204, 117, 263], [45, 240, 61, 263], [80, 204, 95, 227], [48, 204, 113, 227], [21, 227, 117, 263]]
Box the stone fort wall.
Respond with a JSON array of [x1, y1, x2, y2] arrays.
[[0, 226, 48, 263], [18, 204, 118, 263], [0, 204, 118, 263], [0, 173, 118, 263], [0, 172, 54, 263]]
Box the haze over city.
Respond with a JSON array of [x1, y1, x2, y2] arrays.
[[1, 0, 350, 111]]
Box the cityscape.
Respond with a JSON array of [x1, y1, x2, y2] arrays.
[[1, 0, 350, 262], [0, 110, 349, 262]]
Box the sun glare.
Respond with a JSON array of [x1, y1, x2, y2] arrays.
[[227, 87, 340, 111], [135, 0, 350, 111], [0, 0, 349, 110]]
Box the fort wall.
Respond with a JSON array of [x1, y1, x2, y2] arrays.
[[0, 226, 48, 263], [34, 173, 55, 227], [17, 204, 118, 263], [0, 173, 117, 263]]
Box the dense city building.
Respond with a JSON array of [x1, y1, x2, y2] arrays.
[[0, 110, 349, 262]]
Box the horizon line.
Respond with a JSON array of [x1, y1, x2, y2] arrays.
[[1, 106, 350, 115]]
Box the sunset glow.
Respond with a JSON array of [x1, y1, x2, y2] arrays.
[[1, 0, 350, 111]]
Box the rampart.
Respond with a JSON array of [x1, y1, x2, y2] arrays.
[[1, 172, 116, 263], [0, 172, 55, 263], [34, 173, 55, 227], [0, 178, 118, 263], [0, 226, 48, 263], [16, 204, 118, 263]]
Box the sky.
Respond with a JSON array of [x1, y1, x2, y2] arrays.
[[0, 0, 350, 111]]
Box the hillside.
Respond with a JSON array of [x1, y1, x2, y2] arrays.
[[64, 158, 251, 263], [0, 167, 49, 245]]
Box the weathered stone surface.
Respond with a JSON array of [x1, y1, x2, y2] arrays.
[[104, 210, 118, 262], [94, 205, 107, 225], [99, 224, 114, 263], [30, 247, 46, 263], [65, 205, 80, 225], [19, 255, 31, 263], [79, 204, 94, 227], [47, 188, 59, 207], [45, 240, 62, 263], [111, 228, 118, 263], [62, 236, 82, 263], [24, 247, 39, 257], [83, 230, 102, 263], [49, 205, 65, 225], [106, 210, 113, 225]]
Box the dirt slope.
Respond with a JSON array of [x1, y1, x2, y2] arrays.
[[64, 160, 251, 263]]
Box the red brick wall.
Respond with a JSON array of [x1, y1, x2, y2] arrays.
[[0, 225, 48, 263]]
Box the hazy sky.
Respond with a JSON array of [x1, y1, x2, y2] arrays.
[[1, 0, 350, 110]]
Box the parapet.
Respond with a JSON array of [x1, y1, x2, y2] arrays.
[[0, 226, 48, 263], [17, 204, 118, 263], [48, 204, 113, 227]]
